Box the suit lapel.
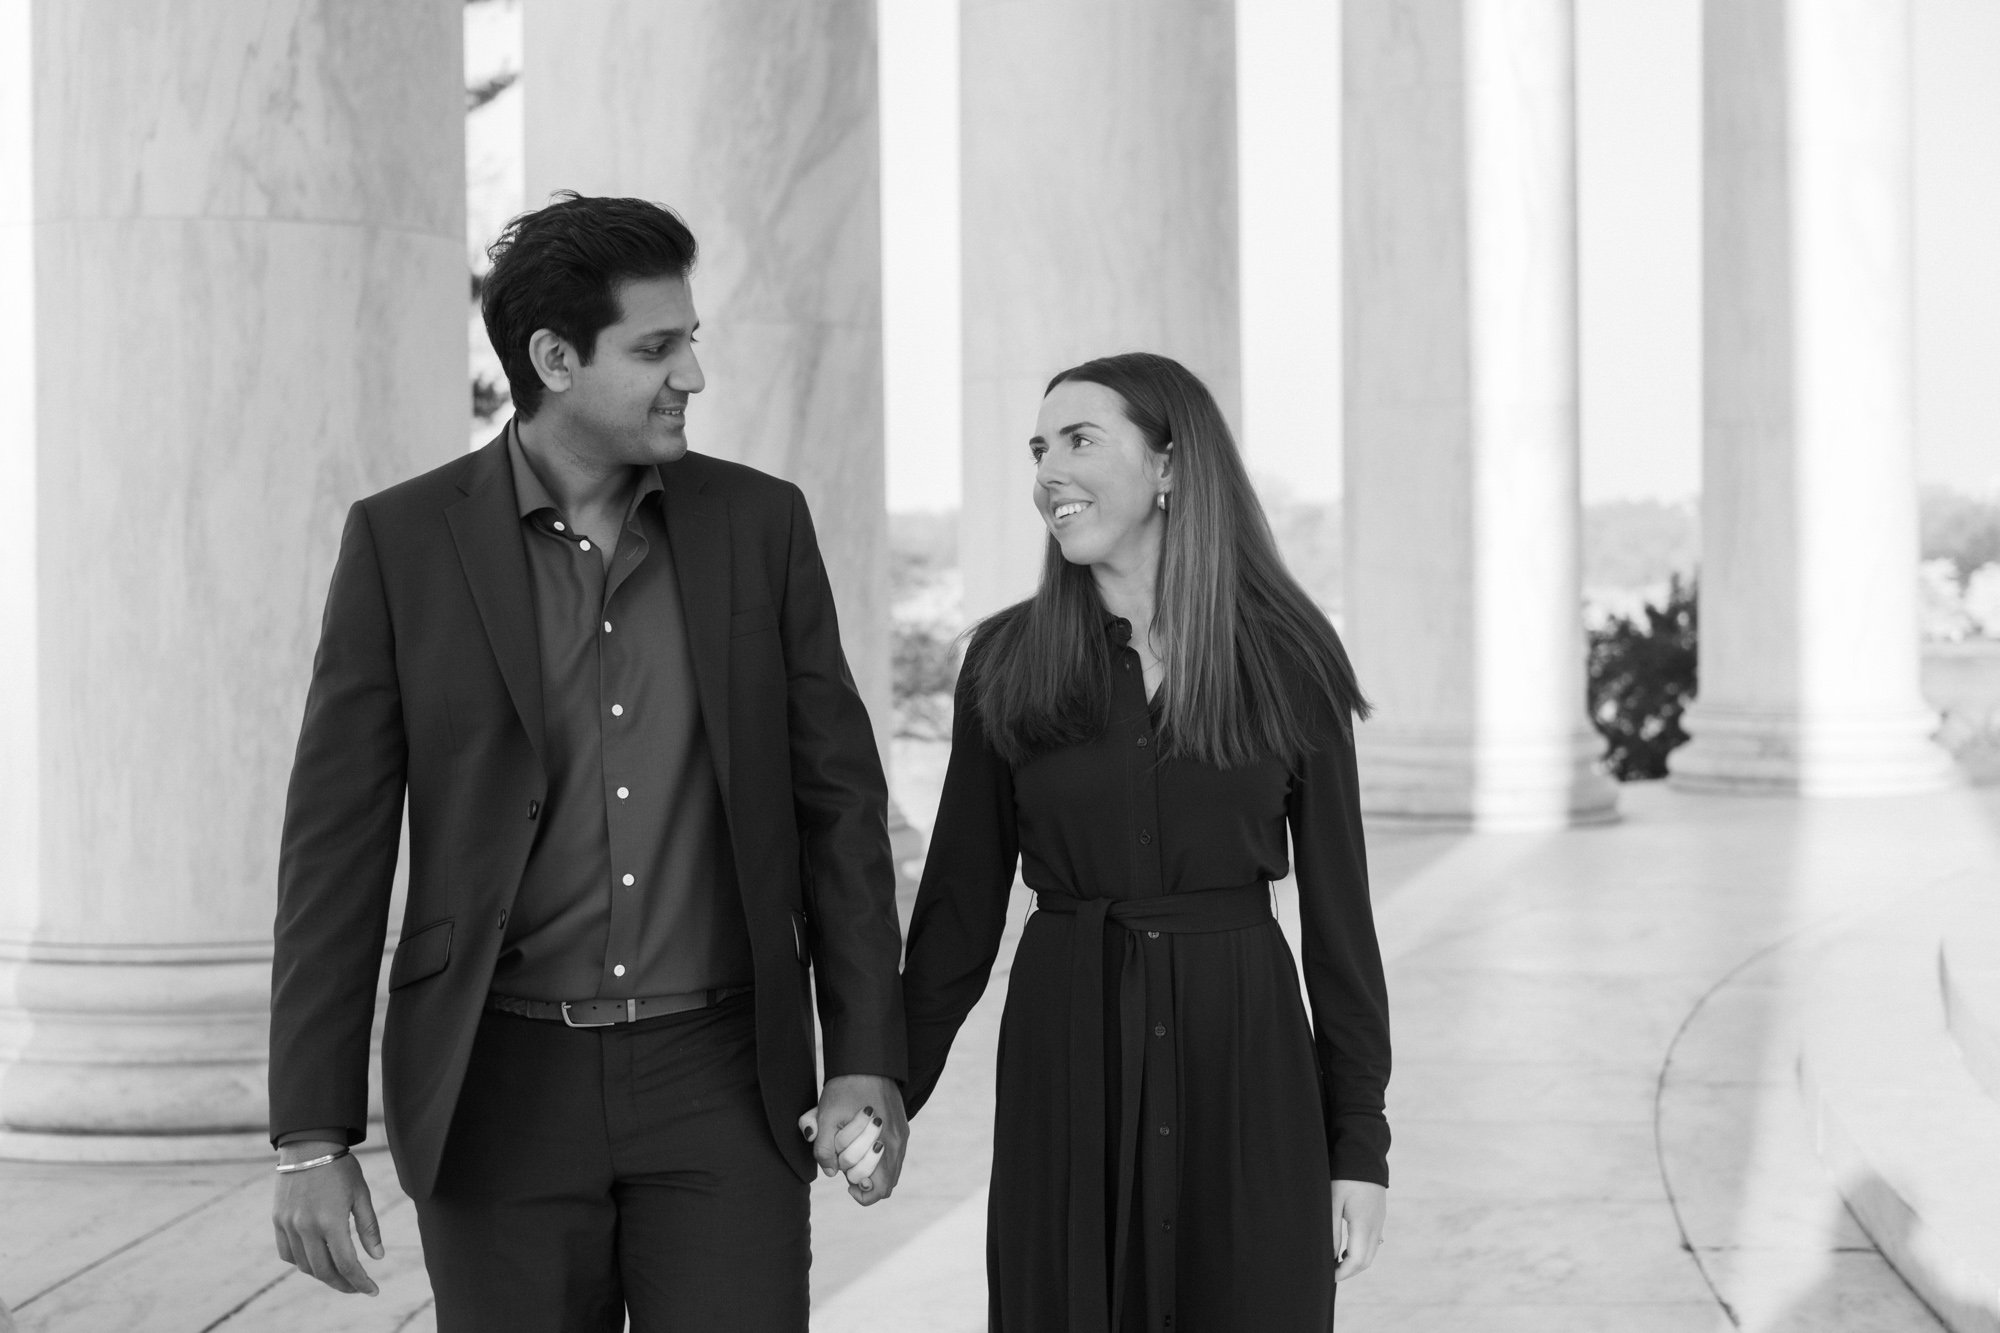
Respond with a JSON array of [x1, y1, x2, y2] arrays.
[[446, 435, 546, 767], [663, 464, 733, 800]]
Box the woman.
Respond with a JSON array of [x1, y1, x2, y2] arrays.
[[901, 352, 1391, 1331]]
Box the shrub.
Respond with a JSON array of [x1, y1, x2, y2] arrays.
[[1586, 574, 1698, 781]]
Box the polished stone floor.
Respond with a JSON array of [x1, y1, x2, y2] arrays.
[[4, 763, 1993, 1332]]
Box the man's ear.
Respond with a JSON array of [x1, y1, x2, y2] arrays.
[[527, 328, 575, 398]]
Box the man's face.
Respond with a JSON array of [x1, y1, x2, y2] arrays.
[[551, 274, 705, 466]]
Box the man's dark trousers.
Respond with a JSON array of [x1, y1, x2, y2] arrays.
[[416, 997, 807, 1330]]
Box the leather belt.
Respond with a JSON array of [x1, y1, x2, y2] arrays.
[[485, 985, 752, 1028], [1034, 883, 1273, 1332]]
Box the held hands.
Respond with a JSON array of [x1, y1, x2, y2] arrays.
[[271, 1141, 383, 1296], [1332, 1179, 1388, 1281], [799, 1073, 908, 1206]]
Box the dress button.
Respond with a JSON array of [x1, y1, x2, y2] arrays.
[[616, 786, 629, 799], [553, 521, 565, 532], [1136, 736, 1148, 748], [579, 539, 592, 552], [1158, 1125, 1170, 1136], [1162, 1219, 1174, 1232], [604, 620, 613, 633], [527, 800, 540, 819], [1139, 830, 1151, 845], [1154, 1023, 1166, 1037], [611, 704, 624, 717], [496, 910, 508, 931], [1147, 931, 1159, 940], [622, 873, 635, 886], [613, 964, 625, 977]]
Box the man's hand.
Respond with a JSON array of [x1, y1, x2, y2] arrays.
[[805, 1074, 907, 1206], [1332, 1179, 1387, 1281], [272, 1140, 383, 1296]]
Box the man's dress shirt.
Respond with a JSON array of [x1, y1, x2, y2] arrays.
[[493, 429, 753, 1001]]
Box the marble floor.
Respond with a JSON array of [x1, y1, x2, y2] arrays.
[[4, 768, 1993, 1332]]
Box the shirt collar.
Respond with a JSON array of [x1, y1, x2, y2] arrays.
[[506, 417, 665, 522]]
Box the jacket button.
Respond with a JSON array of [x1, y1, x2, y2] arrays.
[[527, 800, 540, 820]]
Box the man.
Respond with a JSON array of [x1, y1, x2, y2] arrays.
[[268, 193, 908, 1330]]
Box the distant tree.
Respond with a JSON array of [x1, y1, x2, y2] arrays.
[[1920, 486, 2000, 583], [1586, 574, 1698, 781]]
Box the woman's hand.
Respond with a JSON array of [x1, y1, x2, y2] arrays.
[[1331, 1179, 1387, 1281]]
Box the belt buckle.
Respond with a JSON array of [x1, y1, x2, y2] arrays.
[[560, 1001, 617, 1028]]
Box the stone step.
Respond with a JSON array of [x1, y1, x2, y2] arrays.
[[1799, 872, 2000, 1333]]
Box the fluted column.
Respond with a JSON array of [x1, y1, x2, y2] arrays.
[[0, 0, 465, 1157], [524, 1, 892, 755], [1668, 0, 1953, 796], [959, 0, 1241, 619], [1343, 0, 1616, 830]]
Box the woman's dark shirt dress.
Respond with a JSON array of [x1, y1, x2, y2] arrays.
[[901, 617, 1392, 1333]]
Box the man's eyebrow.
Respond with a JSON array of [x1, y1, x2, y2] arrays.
[[630, 320, 699, 342]]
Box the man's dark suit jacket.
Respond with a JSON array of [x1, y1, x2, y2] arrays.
[[270, 431, 907, 1200]]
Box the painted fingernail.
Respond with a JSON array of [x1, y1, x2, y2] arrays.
[[863, 1106, 874, 1116], [872, 1116, 883, 1127], [803, 1126, 815, 1140], [871, 1140, 883, 1152]]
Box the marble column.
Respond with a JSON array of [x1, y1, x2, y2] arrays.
[[0, 0, 465, 1157], [1668, 0, 1954, 795], [523, 1, 893, 761], [959, 0, 1242, 619], [1343, 0, 1617, 829]]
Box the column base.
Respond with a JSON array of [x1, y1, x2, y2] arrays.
[[0, 945, 273, 1158], [1667, 701, 1959, 796], [1357, 724, 1620, 831], [0, 1127, 275, 1163]]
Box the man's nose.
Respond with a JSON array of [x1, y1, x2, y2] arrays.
[[673, 349, 705, 393]]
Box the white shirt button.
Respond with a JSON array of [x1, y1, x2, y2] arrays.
[[622, 873, 635, 886], [611, 704, 624, 717], [617, 786, 629, 799], [613, 964, 625, 977], [604, 621, 613, 633], [553, 521, 565, 532], [579, 539, 592, 552]]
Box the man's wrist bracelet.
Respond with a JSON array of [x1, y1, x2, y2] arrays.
[[274, 1146, 351, 1174]]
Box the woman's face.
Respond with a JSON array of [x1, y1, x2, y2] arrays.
[[1030, 380, 1170, 574]]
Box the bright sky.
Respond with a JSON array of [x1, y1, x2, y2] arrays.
[[879, 0, 2000, 511]]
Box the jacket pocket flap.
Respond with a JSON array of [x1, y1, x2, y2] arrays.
[[731, 604, 778, 637], [388, 919, 453, 990]]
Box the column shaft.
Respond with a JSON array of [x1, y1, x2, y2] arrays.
[[0, 0, 465, 1156], [1343, 0, 1616, 829], [523, 1, 892, 754], [959, 0, 1241, 620], [1670, 0, 1954, 795]]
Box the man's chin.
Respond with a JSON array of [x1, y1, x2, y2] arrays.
[[642, 424, 690, 464]]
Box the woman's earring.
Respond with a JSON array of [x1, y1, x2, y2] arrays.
[[1156, 492, 1168, 513]]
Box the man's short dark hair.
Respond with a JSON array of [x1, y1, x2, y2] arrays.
[[481, 192, 699, 419]]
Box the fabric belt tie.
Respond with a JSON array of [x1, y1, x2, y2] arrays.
[[485, 985, 752, 1028], [1034, 882, 1273, 1332]]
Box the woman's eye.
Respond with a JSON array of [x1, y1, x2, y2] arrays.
[[1029, 445, 1047, 463]]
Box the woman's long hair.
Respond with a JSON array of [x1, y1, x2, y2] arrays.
[[968, 352, 1370, 769]]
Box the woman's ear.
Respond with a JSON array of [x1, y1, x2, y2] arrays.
[[1156, 439, 1175, 492]]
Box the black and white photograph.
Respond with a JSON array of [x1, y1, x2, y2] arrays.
[[2, 1, 1998, 1330]]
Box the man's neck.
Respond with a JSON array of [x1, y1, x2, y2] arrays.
[[515, 414, 641, 520]]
